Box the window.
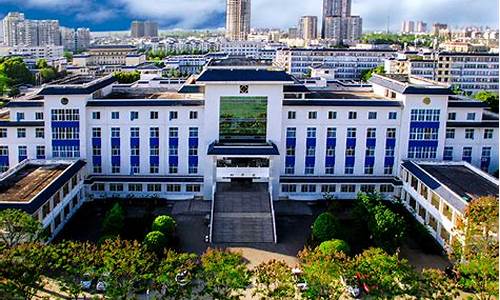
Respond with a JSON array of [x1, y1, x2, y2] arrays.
[[306, 128, 316, 138], [366, 128, 376, 138], [286, 128, 296, 138], [347, 128, 356, 138], [344, 165, 354, 174], [325, 166, 334, 174], [111, 128, 120, 138], [308, 111, 317, 119], [326, 147, 335, 157], [443, 147, 453, 160], [51, 109, 79, 121], [345, 147, 355, 157], [484, 129, 494, 139], [301, 184, 316, 193], [467, 113, 476, 121], [448, 112, 456, 120], [281, 184, 296, 193], [131, 165, 140, 174], [384, 165, 393, 175], [16, 112, 25, 121], [111, 165, 120, 174], [368, 112, 377, 120], [52, 127, 80, 140], [0, 128, 6, 138], [189, 111, 198, 119], [360, 185, 375, 193], [348, 111, 357, 119], [321, 185, 336, 193], [149, 146, 159, 156], [446, 129, 455, 139], [481, 147, 492, 159], [35, 128, 44, 138], [327, 128, 336, 138], [150, 127, 159, 138], [189, 127, 199, 138], [147, 184, 161, 192], [169, 127, 178, 138], [93, 146, 101, 156], [17, 128, 26, 138], [380, 184, 394, 193], [130, 111, 139, 121], [18, 146, 27, 158], [35, 112, 44, 120], [305, 165, 314, 174], [409, 127, 438, 140], [328, 111, 337, 119], [388, 112, 397, 120], [340, 184, 355, 193], [92, 111, 101, 120], [167, 184, 181, 192], [239, 85, 249, 94], [36, 146, 45, 158], [93, 165, 102, 173], [91, 183, 105, 191], [169, 111, 178, 120], [286, 147, 295, 156], [111, 145, 120, 156], [465, 129, 474, 139], [385, 146, 395, 157], [128, 184, 143, 192], [186, 184, 201, 192], [130, 127, 139, 138], [109, 183, 124, 192], [288, 111, 296, 119], [169, 165, 178, 174], [0, 146, 8, 156], [386, 128, 396, 138], [150, 111, 159, 119], [169, 146, 178, 156], [306, 146, 315, 156], [364, 165, 374, 174], [92, 128, 101, 138], [285, 165, 294, 174], [462, 147, 472, 161], [410, 109, 440, 121], [365, 146, 375, 157], [53, 145, 80, 158], [189, 165, 198, 174], [408, 146, 437, 159], [111, 111, 119, 119], [189, 146, 198, 156]]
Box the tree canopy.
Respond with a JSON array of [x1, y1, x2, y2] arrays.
[[113, 71, 141, 84], [0, 209, 44, 249], [474, 91, 499, 113], [360, 65, 385, 82]]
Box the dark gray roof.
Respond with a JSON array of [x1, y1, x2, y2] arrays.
[[86, 100, 204, 107], [38, 76, 117, 95], [448, 101, 488, 108], [369, 74, 452, 95], [207, 141, 280, 156], [283, 85, 310, 93], [6, 101, 44, 107], [197, 69, 294, 82], [0, 121, 44, 127], [0, 160, 86, 214], [178, 85, 205, 94], [85, 176, 203, 184], [283, 100, 403, 107]]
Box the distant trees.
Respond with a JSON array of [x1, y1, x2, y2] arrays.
[[0, 57, 34, 96], [474, 91, 499, 113], [361, 33, 435, 47], [0, 209, 44, 249], [360, 65, 385, 82]]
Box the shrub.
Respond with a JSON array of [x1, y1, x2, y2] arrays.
[[102, 203, 125, 236], [113, 71, 140, 84], [318, 239, 351, 255], [143, 231, 167, 253], [152, 215, 176, 236], [312, 212, 340, 243]]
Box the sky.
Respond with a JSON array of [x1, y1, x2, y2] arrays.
[[0, 0, 497, 32]]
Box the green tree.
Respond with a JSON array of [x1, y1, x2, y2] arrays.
[[474, 91, 499, 113], [0, 57, 34, 86], [312, 212, 340, 243], [418, 268, 460, 300], [200, 248, 251, 300], [143, 231, 167, 253], [154, 250, 200, 300], [252, 260, 296, 300], [35, 59, 48, 69], [39, 67, 57, 83], [63, 51, 73, 62], [360, 65, 385, 82], [0, 209, 44, 249], [298, 247, 346, 299], [152, 215, 176, 237], [101, 203, 125, 237], [0, 243, 48, 299], [318, 239, 351, 255], [113, 71, 140, 84]]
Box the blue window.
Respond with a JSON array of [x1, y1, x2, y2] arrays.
[[92, 111, 100, 120], [327, 128, 336, 138], [307, 128, 316, 138], [189, 127, 199, 138], [130, 127, 139, 138], [111, 128, 120, 138], [388, 112, 397, 120], [16, 112, 25, 121], [111, 111, 119, 119], [286, 128, 296, 138], [169, 111, 178, 120], [130, 111, 139, 121], [169, 127, 178, 138], [347, 128, 356, 138], [443, 147, 453, 161], [150, 127, 159, 138]]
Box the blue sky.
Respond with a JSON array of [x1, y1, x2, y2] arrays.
[[0, 0, 497, 31]]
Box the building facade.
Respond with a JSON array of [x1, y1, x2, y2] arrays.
[[2, 12, 61, 47], [299, 16, 318, 41], [225, 0, 251, 41], [321, 0, 362, 43]]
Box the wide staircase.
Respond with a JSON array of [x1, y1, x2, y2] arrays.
[[211, 182, 276, 243]]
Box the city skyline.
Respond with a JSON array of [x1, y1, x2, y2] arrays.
[[0, 0, 497, 32]]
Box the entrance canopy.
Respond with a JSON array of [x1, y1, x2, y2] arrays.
[[207, 141, 280, 156]]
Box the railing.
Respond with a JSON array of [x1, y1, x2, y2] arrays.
[[268, 182, 278, 244], [209, 182, 216, 243]]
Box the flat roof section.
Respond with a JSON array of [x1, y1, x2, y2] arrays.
[[419, 164, 498, 201], [0, 164, 67, 203]]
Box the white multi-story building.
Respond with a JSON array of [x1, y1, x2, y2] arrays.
[[2, 12, 61, 47], [2, 44, 64, 61], [0, 62, 497, 243], [274, 48, 396, 78]]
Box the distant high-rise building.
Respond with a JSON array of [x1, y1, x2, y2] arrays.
[[416, 21, 427, 33], [321, 0, 362, 43], [131, 21, 145, 38], [225, 0, 251, 41], [401, 20, 415, 33], [299, 16, 318, 41], [432, 23, 448, 35], [288, 27, 299, 39], [2, 12, 61, 47], [144, 21, 159, 37], [61, 27, 90, 52]]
